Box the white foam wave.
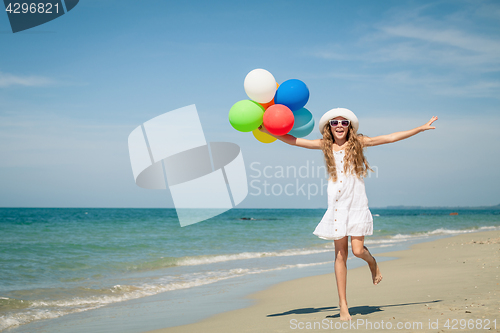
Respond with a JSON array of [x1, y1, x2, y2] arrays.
[[176, 248, 333, 266], [0, 309, 74, 332], [365, 225, 500, 246], [150, 227, 500, 268], [477, 226, 499, 231]]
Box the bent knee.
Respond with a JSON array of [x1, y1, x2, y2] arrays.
[[352, 248, 365, 258]]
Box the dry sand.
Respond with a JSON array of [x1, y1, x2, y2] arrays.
[[148, 230, 500, 332]]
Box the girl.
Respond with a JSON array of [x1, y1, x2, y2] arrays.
[[259, 108, 438, 321]]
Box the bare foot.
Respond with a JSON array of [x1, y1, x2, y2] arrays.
[[369, 258, 383, 285], [339, 301, 352, 321], [364, 246, 382, 285]]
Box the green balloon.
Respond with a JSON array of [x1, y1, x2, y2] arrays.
[[229, 100, 265, 132]]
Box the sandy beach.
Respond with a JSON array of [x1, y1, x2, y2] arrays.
[[148, 230, 500, 333]]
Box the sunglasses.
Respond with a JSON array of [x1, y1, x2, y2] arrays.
[[329, 119, 350, 127]]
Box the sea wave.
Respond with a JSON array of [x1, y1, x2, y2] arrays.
[[124, 246, 335, 272], [0, 261, 332, 331], [176, 248, 334, 266], [133, 226, 500, 269], [365, 225, 500, 246], [2, 224, 498, 331]]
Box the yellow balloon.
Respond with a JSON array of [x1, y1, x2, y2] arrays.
[[252, 128, 277, 144]]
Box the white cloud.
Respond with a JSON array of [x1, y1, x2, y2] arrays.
[[307, 2, 500, 99], [376, 25, 500, 71], [380, 25, 500, 54], [0, 71, 54, 87], [312, 19, 500, 71]]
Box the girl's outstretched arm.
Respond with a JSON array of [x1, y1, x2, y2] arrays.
[[362, 116, 438, 147], [258, 126, 322, 149]]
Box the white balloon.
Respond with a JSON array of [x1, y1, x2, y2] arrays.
[[244, 69, 277, 104]]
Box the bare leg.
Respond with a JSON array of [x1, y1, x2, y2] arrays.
[[334, 237, 351, 320], [351, 236, 383, 285]]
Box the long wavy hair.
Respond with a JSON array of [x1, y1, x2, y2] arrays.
[[321, 122, 372, 182]]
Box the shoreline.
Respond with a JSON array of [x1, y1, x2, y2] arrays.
[[148, 230, 500, 333], [4, 230, 499, 333]]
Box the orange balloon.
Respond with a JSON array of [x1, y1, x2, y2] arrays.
[[260, 99, 275, 110], [259, 83, 279, 109]]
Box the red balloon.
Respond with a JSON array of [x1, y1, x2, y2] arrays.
[[263, 104, 295, 136]]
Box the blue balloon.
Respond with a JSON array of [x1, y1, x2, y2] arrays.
[[274, 79, 309, 111], [288, 108, 315, 138]]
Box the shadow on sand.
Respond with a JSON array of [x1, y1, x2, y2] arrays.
[[267, 306, 337, 317], [267, 300, 442, 318]]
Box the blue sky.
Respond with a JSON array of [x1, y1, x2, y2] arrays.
[[1, 0, 499, 208]]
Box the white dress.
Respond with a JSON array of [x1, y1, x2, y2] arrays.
[[313, 149, 373, 240]]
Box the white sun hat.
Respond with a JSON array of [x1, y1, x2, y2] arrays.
[[318, 108, 359, 134]]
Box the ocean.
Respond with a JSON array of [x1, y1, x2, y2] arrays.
[[1, 207, 499, 331]]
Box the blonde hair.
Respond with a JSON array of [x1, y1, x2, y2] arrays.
[[321, 122, 372, 182]]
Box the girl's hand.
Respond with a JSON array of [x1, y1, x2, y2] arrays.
[[363, 116, 438, 147], [257, 124, 322, 149], [420, 116, 438, 131], [258, 125, 268, 133]]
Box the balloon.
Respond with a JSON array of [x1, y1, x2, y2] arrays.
[[274, 79, 309, 111], [252, 128, 277, 143], [229, 100, 265, 132], [259, 98, 275, 110], [263, 104, 294, 136], [288, 108, 315, 138], [259, 83, 280, 109], [244, 69, 277, 104]]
